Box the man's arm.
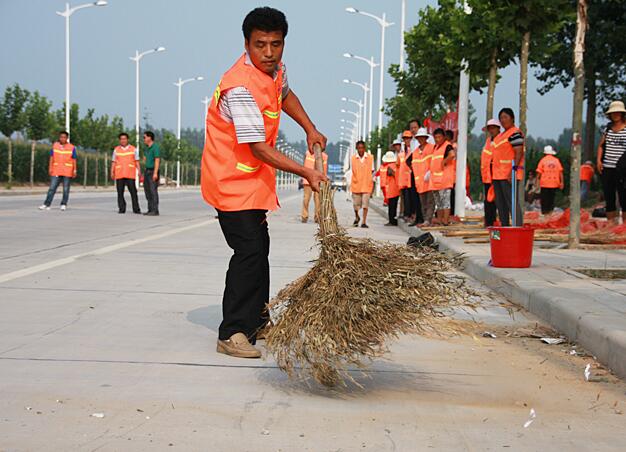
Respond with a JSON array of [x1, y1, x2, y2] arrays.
[[153, 158, 160, 181], [597, 135, 605, 173], [250, 142, 327, 192], [282, 90, 327, 152], [72, 148, 77, 178]]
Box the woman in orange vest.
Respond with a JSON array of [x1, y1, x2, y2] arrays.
[[580, 160, 595, 202], [481, 119, 501, 227], [429, 128, 456, 226], [351, 140, 374, 228], [381, 150, 400, 226], [536, 145, 564, 215], [39, 131, 76, 211], [110, 132, 141, 214], [491, 108, 525, 226], [411, 128, 435, 225], [201, 7, 327, 359], [301, 149, 328, 223], [397, 130, 414, 220]]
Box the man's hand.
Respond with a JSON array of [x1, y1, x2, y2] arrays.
[[152, 172, 159, 182], [306, 128, 327, 154], [597, 159, 603, 174], [304, 168, 328, 193], [73, 171, 77, 178]]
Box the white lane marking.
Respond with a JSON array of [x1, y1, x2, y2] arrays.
[[0, 192, 302, 284]]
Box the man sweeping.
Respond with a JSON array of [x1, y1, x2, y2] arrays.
[[201, 7, 327, 358]]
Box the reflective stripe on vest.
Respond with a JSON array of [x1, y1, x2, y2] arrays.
[[236, 162, 261, 173]]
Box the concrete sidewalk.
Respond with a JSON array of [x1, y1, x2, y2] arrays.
[[371, 200, 626, 380]]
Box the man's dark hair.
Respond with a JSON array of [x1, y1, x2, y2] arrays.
[[408, 118, 420, 128], [118, 132, 129, 139], [445, 130, 454, 140], [242, 7, 288, 41], [59, 131, 69, 137], [433, 128, 445, 136], [355, 140, 366, 147], [144, 131, 155, 141], [498, 107, 515, 121]]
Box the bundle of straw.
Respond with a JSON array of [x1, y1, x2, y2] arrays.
[[265, 145, 474, 387]]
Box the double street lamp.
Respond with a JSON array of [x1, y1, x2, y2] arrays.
[[343, 53, 377, 138], [174, 76, 204, 188], [56, 1, 108, 138]]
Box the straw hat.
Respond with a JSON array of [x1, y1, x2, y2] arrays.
[[392, 138, 402, 146], [382, 151, 397, 163], [414, 127, 430, 138], [543, 145, 557, 155], [606, 101, 626, 116]]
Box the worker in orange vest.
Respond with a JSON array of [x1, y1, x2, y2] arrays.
[[110, 132, 141, 214], [580, 160, 595, 202], [201, 7, 327, 358], [429, 128, 456, 226], [39, 131, 76, 211], [301, 148, 328, 223], [481, 119, 501, 227], [377, 139, 401, 206], [411, 128, 435, 226], [491, 108, 525, 226], [351, 140, 374, 228], [381, 150, 400, 226], [536, 145, 564, 215], [397, 131, 413, 220]]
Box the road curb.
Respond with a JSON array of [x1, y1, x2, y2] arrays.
[[370, 202, 626, 380]]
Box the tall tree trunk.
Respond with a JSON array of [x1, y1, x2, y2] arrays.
[[94, 152, 99, 188], [569, 0, 588, 248], [194, 164, 198, 186], [30, 140, 36, 188], [7, 138, 13, 188], [486, 48, 498, 123], [584, 74, 596, 161], [518, 31, 531, 215], [519, 31, 530, 136], [104, 153, 108, 186], [83, 154, 88, 189]]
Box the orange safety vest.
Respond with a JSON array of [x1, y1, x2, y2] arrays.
[[384, 162, 400, 199], [351, 153, 374, 194], [580, 163, 594, 183], [302, 151, 328, 185], [411, 143, 434, 194], [50, 141, 75, 177], [396, 150, 412, 189], [201, 54, 283, 211], [536, 155, 563, 188], [492, 127, 524, 181], [480, 136, 493, 184], [113, 145, 137, 180], [429, 141, 455, 190]]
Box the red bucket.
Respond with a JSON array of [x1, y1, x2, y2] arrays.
[[488, 226, 535, 268]]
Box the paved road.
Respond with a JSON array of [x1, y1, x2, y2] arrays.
[[0, 190, 624, 451]]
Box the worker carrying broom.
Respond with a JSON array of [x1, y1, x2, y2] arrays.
[[201, 7, 327, 359]]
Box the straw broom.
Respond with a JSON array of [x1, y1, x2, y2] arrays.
[[265, 144, 475, 387]]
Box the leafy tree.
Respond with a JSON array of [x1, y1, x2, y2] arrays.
[[0, 83, 30, 187], [25, 91, 56, 187], [533, 0, 626, 159], [54, 103, 81, 144]]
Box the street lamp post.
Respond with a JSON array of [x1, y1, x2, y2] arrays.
[[130, 46, 165, 153], [56, 1, 108, 139], [342, 80, 369, 140], [174, 76, 204, 188], [341, 109, 361, 140], [399, 0, 406, 71], [201, 96, 210, 146], [341, 98, 364, 139], [343, 53, 378, 138]]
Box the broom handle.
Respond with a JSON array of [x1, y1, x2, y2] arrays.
[[313, 143, 324, 174]]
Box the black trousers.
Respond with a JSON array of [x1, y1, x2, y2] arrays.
[[388, 196, 399, 225], [483, 183, 497, 227], [217, 209, 270, 343], [493, 179, 523, 226], [143, 169, 159, 213], [410, 183, 423, 223], [116, 178, 140, 213], [601, 167, 626, 213], [540, 187, 557, 214]]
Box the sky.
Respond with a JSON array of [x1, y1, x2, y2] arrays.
[[0, 0, 576, 143]]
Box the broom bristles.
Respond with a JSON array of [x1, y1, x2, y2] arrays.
[[265, 182, 475, 387]]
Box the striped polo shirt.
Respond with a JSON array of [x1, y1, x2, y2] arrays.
[[602, 125, 626, 168], [217, 53, 290, 144]]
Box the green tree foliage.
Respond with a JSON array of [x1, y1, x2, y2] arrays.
[[25, 91, 56, 187], [0, 83, 30, 186]]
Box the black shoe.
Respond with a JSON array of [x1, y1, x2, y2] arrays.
[[144, 211, 159, 216], [361, 224, 369, 228], [118, 210, 125, 214], [133, 210, 142, 214], [353, 219, 359, 227], [384, 222, 397, 226]]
